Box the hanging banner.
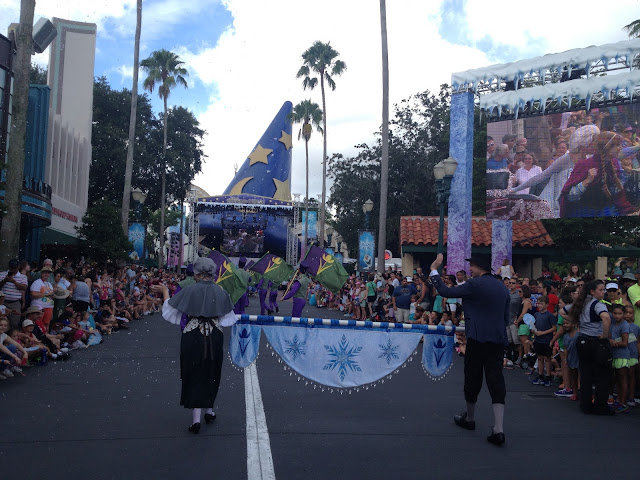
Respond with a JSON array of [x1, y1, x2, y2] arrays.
[[128, 222, 146, 262], [229, 315, 461, 388], [301, 210, 318, 239], [358, 230, 376, 272]]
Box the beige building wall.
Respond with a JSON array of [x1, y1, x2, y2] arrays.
[[45, 18, 96, 239]]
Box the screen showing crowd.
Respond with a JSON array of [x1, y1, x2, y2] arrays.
[[222, 228, 265, 255], [485, 103, 640, 221]]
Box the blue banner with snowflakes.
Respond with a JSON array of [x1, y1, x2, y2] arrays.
[[230, 323, 262, 368], [261, 325, 422, 388], [422, 335, 454, 378]]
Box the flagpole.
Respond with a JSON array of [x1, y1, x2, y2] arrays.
[[283, 268, 299, 298]]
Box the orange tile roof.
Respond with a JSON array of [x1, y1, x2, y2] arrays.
[[400, 216, 554, 248]]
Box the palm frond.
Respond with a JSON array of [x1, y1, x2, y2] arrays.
[[623, 19, 640, 38]]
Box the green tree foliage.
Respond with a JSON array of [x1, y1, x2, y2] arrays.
[[29, 63, 47, 84], [76, 199, 133, 261], [90, 77, 158, 208], [542, 217, 640, 251], [90, 78, 204, 213], [328, 86, 451, 253]]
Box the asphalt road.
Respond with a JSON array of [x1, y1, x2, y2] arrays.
[[1, 295, 637, 479]]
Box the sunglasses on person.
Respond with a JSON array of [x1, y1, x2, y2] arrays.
[[487, 142, 495, 147], [509, 281, 517, 285]]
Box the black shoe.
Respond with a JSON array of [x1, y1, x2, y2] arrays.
[[487, 430, 505, 446], [453, 412, 476, 431], [188, 422, 201, 434], [204, 413, 216, 424], [276, 307, 279, 313]]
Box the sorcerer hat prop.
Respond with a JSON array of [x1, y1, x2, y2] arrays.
[[222, 101, 293, 201]]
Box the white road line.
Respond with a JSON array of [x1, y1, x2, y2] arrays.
[[245, 362, 275, 480]]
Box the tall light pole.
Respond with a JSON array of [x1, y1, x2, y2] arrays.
[[326, 225, 334, 248], [362, 199, 374, 229], [131, 188, 147, 221], [433, 157, 458, 272]]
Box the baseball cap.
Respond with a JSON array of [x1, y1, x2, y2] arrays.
[[605, 282, 618, 290], [405, 276, 413, 282], [22, 319, 35, 328]]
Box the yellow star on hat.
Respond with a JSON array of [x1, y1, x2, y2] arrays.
[[272, 177, 291, 201], [278, 131, 292, 150], [248, 144, 272, 165]]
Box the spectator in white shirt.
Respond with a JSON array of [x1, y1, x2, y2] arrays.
[[0, 259, 29, 329]]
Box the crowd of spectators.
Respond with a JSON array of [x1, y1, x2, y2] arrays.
[[0, 258, 182, 381], [304, 260, 640, 413]]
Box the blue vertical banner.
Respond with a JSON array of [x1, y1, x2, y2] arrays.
[[301, 210, 318, 239], [128, 223, 146, 262], [325, 247, 335, 256], [358, 230, 376, 272]]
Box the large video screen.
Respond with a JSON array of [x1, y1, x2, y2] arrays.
[[486, 103, 640, 221], [222, 227, 265, 255]]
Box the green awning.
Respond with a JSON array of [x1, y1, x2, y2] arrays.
[[41, 227, 80, 246]]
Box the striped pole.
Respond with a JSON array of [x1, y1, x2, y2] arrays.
[[238, 314, 464, 334]]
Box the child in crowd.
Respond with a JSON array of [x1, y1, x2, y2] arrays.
[[624, 306, 639, 406], [550, 293, 575, 397], [609, 304, 630, 412], [413, 306, 426, 324], [560, 316, 580, 400], [439, 311, 453, 327], [0, 317, 26, 378], [428, 311, 440, 325], [408, 294, 418, 323], [531, 296, 557, 386]]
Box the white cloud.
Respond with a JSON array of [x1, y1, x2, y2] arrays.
[[115, 64, 134, 82], [458, 0, 638, 57]]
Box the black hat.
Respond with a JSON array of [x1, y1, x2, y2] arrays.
[[465, 254, 492, 272]]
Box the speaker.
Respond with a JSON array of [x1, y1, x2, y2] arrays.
[[32, 17, 57, 54]]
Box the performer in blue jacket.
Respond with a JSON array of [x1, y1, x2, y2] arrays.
[[429, 253, 510, 446]]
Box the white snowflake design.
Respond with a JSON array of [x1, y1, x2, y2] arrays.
[[284, 335, 306, 360], [323, 334, 362, 381], [378, 338, 400, 365]]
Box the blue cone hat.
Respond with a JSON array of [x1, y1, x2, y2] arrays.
[[223, 101, 293, 201]]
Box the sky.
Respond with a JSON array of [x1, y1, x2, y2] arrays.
[[2, 0, 639, 200]]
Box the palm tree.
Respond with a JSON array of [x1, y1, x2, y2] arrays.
[[290, 100, 324, 252], [121, 0, 143, 235], [623, 19, 640, 38], [296, 41, 346, 248], [377, 0, 390, 275], [140, 49, 188, 268], [623, 19, 640, 68]]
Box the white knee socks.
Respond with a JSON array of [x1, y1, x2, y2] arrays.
[[192, 408, 201, 425], [492, 403, 504, 433]]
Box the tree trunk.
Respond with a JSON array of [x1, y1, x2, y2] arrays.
[[377, 0, 390, 274], [159, 96, 168, 268], [0, 0, 35, 266], [121, 0, 142, 235], [303, 136, 309, 253], [319, 74, 327, 248]]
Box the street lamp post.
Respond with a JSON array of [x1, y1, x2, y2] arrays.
[[131, 187, 147, 221], [362, 199, 374, 229], [326, 225, 334, 249], [433, 157, 458, 268]]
